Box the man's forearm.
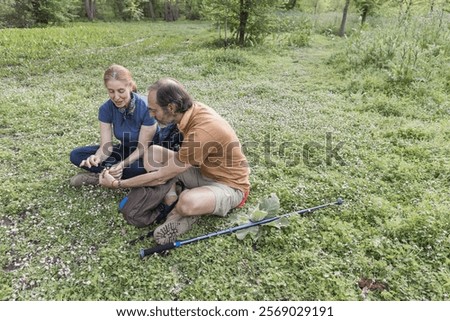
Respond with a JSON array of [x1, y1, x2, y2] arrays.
[[116, 155, 191, 189], [122, 146, 142, 168], [120, 170, 166, 188]]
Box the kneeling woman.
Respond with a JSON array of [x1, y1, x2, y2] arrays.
[[69, 64, 179, 186]]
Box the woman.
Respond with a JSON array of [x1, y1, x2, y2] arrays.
[[69, 64, 158, 186]]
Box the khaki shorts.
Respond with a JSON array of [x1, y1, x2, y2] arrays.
[[177, 167, 244, 217]]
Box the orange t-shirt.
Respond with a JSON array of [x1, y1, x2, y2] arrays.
[[177, 102, 250, 194]]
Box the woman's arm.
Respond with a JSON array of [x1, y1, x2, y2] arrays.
[[109, 124, 157, 178], [80, 122, 113, 168]]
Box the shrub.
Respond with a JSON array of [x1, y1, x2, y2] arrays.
[[287, 20, 312, 47], [0, 0, 78, 28]]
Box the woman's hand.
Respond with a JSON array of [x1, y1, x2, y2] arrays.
[[80, 155, 101, 168], [109, 162, 124, 179], [99, 169, 118, 189]]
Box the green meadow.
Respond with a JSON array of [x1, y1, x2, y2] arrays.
[[0, 15, 449, 300]]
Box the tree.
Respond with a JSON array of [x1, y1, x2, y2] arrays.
[[202, 0, 278, 46], [109, 0, 144, 20], [143, 0, 157, 19], [164, 0, 180, 21], [84, 0, 96, 20], [123, 0, 144, 20], [338, 0, 351, 37], [354, 0, 382, 25], [237, 0, 250, 45]]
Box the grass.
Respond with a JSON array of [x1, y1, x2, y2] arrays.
[[0, 17, 449, 301]]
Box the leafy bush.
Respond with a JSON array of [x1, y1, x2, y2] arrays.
[[287, 23, 312, 47], [201, 0, 278, 46], [0, 0, 79, 28]]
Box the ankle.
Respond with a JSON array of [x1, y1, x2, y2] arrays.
[[164, 194, 178, 206], [164, 185, 178, 204]]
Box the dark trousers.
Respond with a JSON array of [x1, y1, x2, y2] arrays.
[[69, 144, 147, 179]]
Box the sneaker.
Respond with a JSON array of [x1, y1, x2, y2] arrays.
[[153, 215, 199, 244], [69, 172, 99, 187]]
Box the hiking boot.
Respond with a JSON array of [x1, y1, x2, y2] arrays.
[[153, 214, 199, 244], [70, 172, 99, 187]]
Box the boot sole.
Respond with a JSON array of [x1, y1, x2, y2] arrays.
[[154, 221, 180, 245], [154, 216, 199, 245]]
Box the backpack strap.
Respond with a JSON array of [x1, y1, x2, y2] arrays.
[[128, 230, 154, 246], [154, 199, 178, 224]]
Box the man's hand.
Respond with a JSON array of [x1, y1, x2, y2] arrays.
[[109, 162, 124, 179], [99, 169, 117, 189]]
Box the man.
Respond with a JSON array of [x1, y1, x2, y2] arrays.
[[100, 78, 250, 244]]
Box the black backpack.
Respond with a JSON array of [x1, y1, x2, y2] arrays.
[[155, 123, 183, 152]]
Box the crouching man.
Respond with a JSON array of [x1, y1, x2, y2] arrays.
[[100, 78, 250, 244]]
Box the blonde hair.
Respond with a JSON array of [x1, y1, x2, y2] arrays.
[[103, 64, 137, 92]]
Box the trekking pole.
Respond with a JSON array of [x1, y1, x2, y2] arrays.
[[140, 198, 343, 259]]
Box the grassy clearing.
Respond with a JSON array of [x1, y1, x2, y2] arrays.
[[0, 18, 449, 300]]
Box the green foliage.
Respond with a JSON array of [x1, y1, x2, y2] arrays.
[[185, 0, 203, 20], [268, 11, 313, 47], [102, 0, 147, 21], [229, 193, 287, 241], [0, 0, 79, 27], [121, 0, 145, 20], [0, 0, 155, 26], [287, 21, 312, 47], [201, 0, 279, 46], [353, 0, 382, 23], [330, 12, 450, 117]]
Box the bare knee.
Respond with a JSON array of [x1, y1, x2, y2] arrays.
[[176, 192, 197, 216], [175, 189, 216, 216]]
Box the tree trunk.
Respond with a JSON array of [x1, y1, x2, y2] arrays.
[[148, 0, 155, 19], [175, 0, 180, 20], [85, 0, 96, 21], [224, 16, 228, 46], [361, 6, 368, 25], [143, 0, 156, 19], [238, 0, 250, 46], [164, 1, 172, 21], [314, 0, 320, 14], [164, 0, 180, 21], [338, 0, 351, 37]]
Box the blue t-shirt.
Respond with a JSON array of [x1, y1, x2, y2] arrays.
[[98, 93, 157, 147]]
